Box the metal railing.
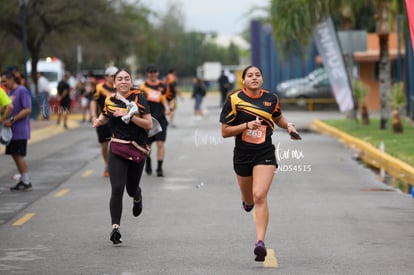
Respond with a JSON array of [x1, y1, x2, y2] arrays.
[[280, 98, 337, 111]]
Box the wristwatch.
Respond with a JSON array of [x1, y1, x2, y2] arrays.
[[9, 116, 15, 123]]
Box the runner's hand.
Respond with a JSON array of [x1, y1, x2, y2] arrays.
[[287, 124, 301, 140], [126, 101, 139, 115]]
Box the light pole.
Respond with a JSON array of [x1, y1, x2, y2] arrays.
[[19, 0, 29, 87]]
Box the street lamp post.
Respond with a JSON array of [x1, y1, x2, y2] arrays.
[[19, 0, 29, 87]]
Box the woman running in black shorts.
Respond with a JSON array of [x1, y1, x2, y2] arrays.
[[93, 69, 153, 245], [220, 65, 301, 261]]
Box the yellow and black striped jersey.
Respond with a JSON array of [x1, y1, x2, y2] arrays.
[[139, 80, 167, 120], [220, 89, 281, 151], [102, 90, 150, 146], [93, 82, 116, 116]]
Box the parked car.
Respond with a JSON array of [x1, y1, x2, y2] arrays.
[[275, 67, 326, 93], [275, 68, 334, 101]]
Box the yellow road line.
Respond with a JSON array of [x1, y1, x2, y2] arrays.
[[252, 210, 278, 268], [12, 213, 35, 226], [264, 248, 279, 268], [54, 188, 70, 197], [81, 169, 93, 177]]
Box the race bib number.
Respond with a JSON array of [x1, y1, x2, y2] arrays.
[[242, 125, 266, 144], [147, 89, 162, 103]]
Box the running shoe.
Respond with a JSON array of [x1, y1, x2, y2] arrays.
[[156, 168, 164, 177], [103, 167, 109, 178], [254, 240, 267, 262], [132, 197, 143, 217], [10, 181, 32, 191], [110, 228, 122, 245], [242, 201, 254, 212]]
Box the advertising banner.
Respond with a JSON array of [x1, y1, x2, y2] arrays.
[[313, 17, 354, 112], [405, 0, 414, 53]]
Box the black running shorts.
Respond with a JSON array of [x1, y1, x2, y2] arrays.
[[147, 117, 168, 143], [233, 145, 277, 177], [96, 124, 112, 143], [5, 139, 28, 156]]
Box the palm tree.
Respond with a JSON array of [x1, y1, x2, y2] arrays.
[[352, 79, 370, 125], [270, 0, 402, 129], [390, 82, 406, 133]]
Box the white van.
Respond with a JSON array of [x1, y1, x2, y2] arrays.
[[27, 57, 65, 97]]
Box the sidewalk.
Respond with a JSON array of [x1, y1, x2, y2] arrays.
[[0, 114, 83, 154], [29, 114, 82, 144]]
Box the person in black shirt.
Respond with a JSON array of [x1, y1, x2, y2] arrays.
[[220, 65, 301, 262], [93, 69, 152, 245], [57, 71, 71, 128], [191, 77, 206, 118], [218, 70, 230, 107]]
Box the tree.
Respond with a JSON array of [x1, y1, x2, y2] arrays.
[[0, 0, 153, 92], [270, 0, 402, 129], [0, 0, 248, 82], [145, 2, 186, 74], [0, 0, 99, 91], [390, 82, 406, 133], [352, 79, 370, 125]]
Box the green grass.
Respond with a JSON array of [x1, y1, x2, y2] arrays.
[[323, 117, 414, 167]]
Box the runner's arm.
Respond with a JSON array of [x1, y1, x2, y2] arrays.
[[221, 119, 262, 138]]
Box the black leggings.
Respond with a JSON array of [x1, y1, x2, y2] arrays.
[[108, 150, 145, 225]]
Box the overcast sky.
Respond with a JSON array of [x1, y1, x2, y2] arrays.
[[141, 0, 268, 36]]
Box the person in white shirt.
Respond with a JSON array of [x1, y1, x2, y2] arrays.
[[37, 72, 50, 120]]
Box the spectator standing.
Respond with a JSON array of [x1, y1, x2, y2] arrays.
[[37, 72, 50, 120], [191, 77, 206, 118], [77, 78, 88, 123], [139, 65, 170, 177], [1, 72, 8, 93], [56, 71, 71, 128], [0, 86, 13, 123], [13, 71, 25, 87], [90, 66, 118, 177], [218, 70, 230, 107], [3, 72, 32, 191]]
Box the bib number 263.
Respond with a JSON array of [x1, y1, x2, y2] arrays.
[[242, 125, 266, 144]]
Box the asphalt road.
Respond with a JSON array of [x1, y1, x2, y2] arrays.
[[0, 95, 413, 275]]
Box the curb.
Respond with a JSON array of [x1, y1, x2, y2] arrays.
[[30, 118, 81, 145], [311, 119, 414, 191]]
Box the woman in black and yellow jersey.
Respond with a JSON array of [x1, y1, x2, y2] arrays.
[[220, 65, 301, 262], [93, 69, 153, 245]]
